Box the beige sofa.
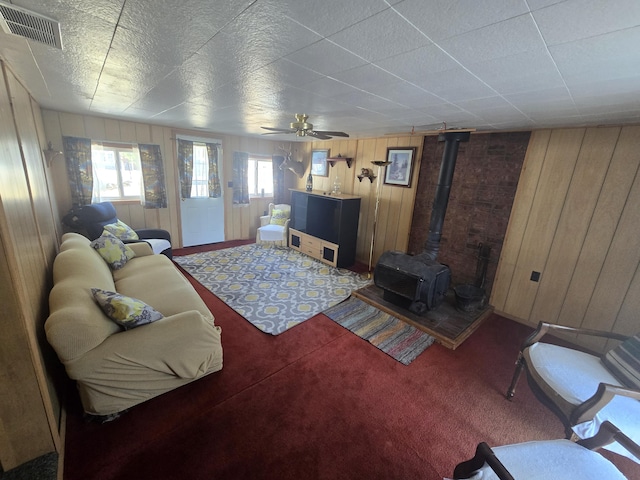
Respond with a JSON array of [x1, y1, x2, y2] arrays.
[[45, 233, 223, 417]]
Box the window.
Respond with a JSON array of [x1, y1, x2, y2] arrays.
[[191, 143, 209, 198], [248, 154, 273, 197], [91, 142, 142, 201]]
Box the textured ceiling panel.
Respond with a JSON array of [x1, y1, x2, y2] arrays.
[[0, 0, 638, 139]]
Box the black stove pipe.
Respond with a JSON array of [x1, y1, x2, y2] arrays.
[[423, 131, 471, 261]]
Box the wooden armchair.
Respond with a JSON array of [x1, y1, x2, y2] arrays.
[[452, 421, 639, 479], [506, 321, 640, 463]]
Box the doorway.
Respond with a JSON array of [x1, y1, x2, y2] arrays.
[[177, 136, 225, 247]]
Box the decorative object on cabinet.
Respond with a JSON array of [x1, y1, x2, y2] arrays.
[[366, 160, 392, 278], [384, 147, 417, 187], [327, 154, 354, 168], [288, 189, 361, 268], [311, 149, 329, 176]]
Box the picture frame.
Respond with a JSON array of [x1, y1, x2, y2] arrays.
[[384, 147, 416, 187], [310, 149, 330, 177]]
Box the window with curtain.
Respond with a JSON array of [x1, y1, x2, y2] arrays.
[[91, 142, 142, 202], [248, 154, 273, 197]]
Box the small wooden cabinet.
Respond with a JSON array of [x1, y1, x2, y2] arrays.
[[290, 228, 340, 267], [288, 189, 361, 268]]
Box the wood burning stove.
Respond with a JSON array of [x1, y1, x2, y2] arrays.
[[374, 131, 471, 313]]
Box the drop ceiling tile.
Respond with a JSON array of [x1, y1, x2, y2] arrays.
[[16, 0, 123, 25], [551, 26, 640, 82], [533, 0, 640, 46], [331, 64, 401, 92], [526, 0, 567, 10], [468, 48, 565, 94], [260, 0, 389, 37], [412, 68, 496, 101], [438, 15, 544, 65], [296, 77, 359, 98], [374, 45, 459, 83], [328, 8, 432, 62], [284, 40, 368, 76], [363, 81, 444, 108], [253, 59, 325, 89], [392, 0, 531, 42]]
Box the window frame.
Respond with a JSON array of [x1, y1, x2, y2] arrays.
[[248, 154, 274, 198], [91, 141, 142, 202]]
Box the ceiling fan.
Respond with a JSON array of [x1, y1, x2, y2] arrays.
[[261, 114, 349, 140]]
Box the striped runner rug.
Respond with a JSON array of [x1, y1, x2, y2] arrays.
[[324, 296, 436, 365]]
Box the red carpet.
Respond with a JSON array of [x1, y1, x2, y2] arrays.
[[61, 242, 640, 479]]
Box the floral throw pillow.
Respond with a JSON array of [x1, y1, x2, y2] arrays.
[[270, 209, 289, 226], [90, 230, 135, 270], [103, 219, 139, 240], [91, 288, 164, 330]]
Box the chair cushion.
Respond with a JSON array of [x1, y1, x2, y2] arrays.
[[91, 288, 164, 330], [465, 439, 628, 480], [90, 231, 135, 270], [258, 224, 287, 242], [103, 219, 139, 240], [603, 334, 640, 389], [270, 209, 289, 226]]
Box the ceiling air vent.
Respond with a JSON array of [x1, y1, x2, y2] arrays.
[[0, 1, 62, 49]]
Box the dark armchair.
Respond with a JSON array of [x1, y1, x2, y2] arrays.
[[76, 202, 172, 259]]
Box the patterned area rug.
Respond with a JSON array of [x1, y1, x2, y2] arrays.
[[324, 297, 436, 365], [174, 244, 371, 334]]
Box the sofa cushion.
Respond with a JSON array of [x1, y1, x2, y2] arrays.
[[91, 288, 164, 330], [602, 334, 640, 389], [113, 254, 214, 323], [103, 219, 139, 241], [91, 230, 135, 269]]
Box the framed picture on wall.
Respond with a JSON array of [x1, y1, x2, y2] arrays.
[[311, 149, 330, 177], [384, 147, 416, 187]]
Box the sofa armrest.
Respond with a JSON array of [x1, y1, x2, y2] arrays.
[[126, 241, 154, 257], [135, 228, 171, 242], [66, 310, 222, 381]]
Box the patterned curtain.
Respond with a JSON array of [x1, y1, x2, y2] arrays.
[[138, 144, 168, 208], [206, 142, 222, 198], [177, 139, 194, 199], [272, 154, 286, 204], [63, 136, 93, 207], [232, 151, 250, 205]]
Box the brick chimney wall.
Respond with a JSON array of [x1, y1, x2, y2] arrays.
[[408, 132, 531, 296]]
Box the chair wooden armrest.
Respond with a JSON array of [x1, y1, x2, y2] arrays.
[[453, 442, 515, 480], [572, 383, 640, 424], [521, 322, 630, 350], [506, 322, 630, 400], [578, 421, 640, 459]]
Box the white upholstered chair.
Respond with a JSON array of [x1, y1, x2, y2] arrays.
[[451, 421, 639, 479], [256, 203, 291, 247], [506, 322, 640, 463]]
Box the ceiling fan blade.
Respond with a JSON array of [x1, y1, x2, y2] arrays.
[[261, 127, 296, 133], [261, 131, 295, 136], [308, 131, 332, 140], [314, 130, 349, 137]]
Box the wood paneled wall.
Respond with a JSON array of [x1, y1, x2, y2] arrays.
[[491, 126, 640, 353], [0, 62, 61, 469], [41, 112, 293, 247], [292, 136, 423, 269]]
